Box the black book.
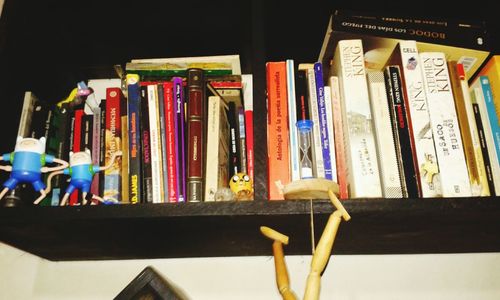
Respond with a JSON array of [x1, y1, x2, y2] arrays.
[[384, 65, 419, 198], [227, 101, 240, 176]]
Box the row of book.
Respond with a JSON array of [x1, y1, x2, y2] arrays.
[[266, 10, 500, 200], [12, 55, 254, 205]]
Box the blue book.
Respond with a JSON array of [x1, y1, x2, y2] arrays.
[[479, 76, 500, 169], [313, 62, 333, 180], [126, 74, 143, 204]]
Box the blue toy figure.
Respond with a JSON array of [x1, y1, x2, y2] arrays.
[[57, 149, 122, 206], [0, 136, 69, 204]]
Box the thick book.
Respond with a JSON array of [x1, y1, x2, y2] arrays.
[[319, 9, 490, 82], [388, 41, 442, 197], [186, 68, 205, 202], [449, 62, 489, 196], [471, 76, 500, 195], [126, 74, 142, 204], [384, 66, 418, 198], [420, 52, 471, 197], [328, 76, 348, 199], [104, 87, 123, 203], [332, 39, 382, 198], [204, 96, 230, 201], [266, 61, 290, 200], [367, 71, 403, 198]]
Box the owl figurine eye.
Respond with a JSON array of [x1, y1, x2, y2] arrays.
[[229, 172, 253, 201]]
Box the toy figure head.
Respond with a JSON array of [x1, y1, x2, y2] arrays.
[[69, 149, 92, 166], [14, 136, 46, 154], [229, 172, 253, 200]]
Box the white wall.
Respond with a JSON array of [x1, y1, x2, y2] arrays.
[[1, 242, 500, 299]]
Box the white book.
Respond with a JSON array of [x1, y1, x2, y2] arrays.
[[130, 54, 241, 75], [323, 86, 337, 183], [332, 39, 382, 198], [17, 91, 38, 137], [302, 64, 325, 178], [204, 96, 230, 201], [367, 71, 403, 198], [471, 81, 500, 195], [286, 59, 300, 181], [395, 41, 442, 197], [420, 52, 471, 197], [147, 84, 164, 203]]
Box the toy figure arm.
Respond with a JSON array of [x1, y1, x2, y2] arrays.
[[99, 150, 122, 172], [0, 165, 12, 172], [41, 156, 69, 173], [1, 153, 11, 162]]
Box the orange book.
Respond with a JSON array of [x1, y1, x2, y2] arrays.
[[266, 62, 290, 200]]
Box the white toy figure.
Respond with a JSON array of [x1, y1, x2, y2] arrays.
[[58, 149, 122, 206], [0, 136, 68, 204]]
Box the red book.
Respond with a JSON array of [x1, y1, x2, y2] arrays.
[[163, 81, 178, 203], [186, 69, 205, 202], [69, 109, 84, 205]]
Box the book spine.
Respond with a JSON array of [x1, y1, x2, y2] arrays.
[[367, 71, 403, 198], [163, 81, 177, 203], [396, 41, 441, 197], [126, 74, 142, 204], [157, 83, 168, 202], [140, 86, 153, 203], [471, 80, 500, 195], [420, 52, 471, 197], [314, 62, 333, 180], [306, 66, 325, 178], [333, 39, 382, 198], [266, 61, 290, 200], [69, 109, 84, 205], [98, 100, 107, 198], [104, 88, 123, 203], [204, 96, 221, 201], [228, 102, 240, 175], [146, 84, 163, 203], [90, 105, 101, 197], [186, 68, 205, 202], [286, 59, 300, 181], [328, 76, 348, 199], [238, 106, 247, 174], [173, 77, 186, 202], [448, 62, 487, 196], [242, 74, 254, 183], [323, 86, 337, 183], [120, 100, 129, 204], [471, 93, 497, 195], [384, 66, 418, 198]]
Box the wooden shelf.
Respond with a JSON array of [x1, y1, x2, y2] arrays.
[[1, 198, 499, 261], [1, 0, 500, 261]]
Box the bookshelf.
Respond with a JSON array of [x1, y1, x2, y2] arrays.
[[0, 0, 499, 261]]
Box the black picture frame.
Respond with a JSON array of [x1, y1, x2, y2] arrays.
[[114, 266, 189, 300]]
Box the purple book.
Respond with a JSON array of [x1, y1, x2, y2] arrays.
[[173, 77, 186, 202]]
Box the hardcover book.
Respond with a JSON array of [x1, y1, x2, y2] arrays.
[[186, 68, 205, 202], [104, 88, 123, 203], [420, 52, 471, 197], [319, 9, 490, 82], [126, 74, 142, 204]]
